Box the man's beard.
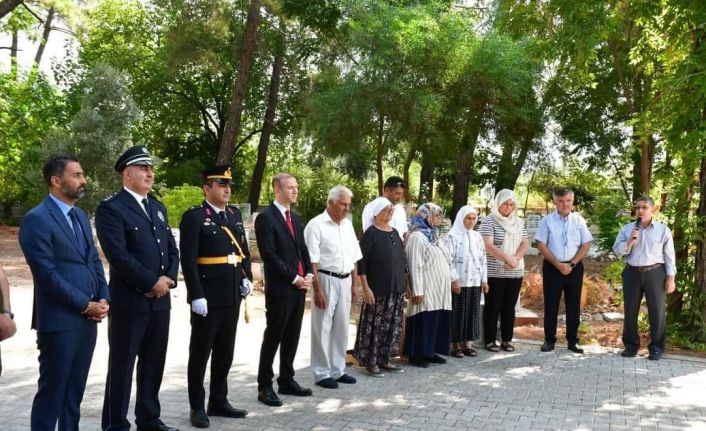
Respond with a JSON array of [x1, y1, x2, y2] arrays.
[[62, 184, 85, 200]]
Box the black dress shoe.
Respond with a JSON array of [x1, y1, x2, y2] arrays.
[[426, 354, 447, 364], [315, 377, 339, 389], [621, 348, 638, 358], [207, 401, 248, 418], [540, 342, 555, 352], [258, 387, 283, 407], [278, 380, 313, 396], [568, 344, 584, 354], [190, 409, 210, 428], [336, 374, 357, 384], [137, 423, 180, 431], [648, 350, 662, 361]]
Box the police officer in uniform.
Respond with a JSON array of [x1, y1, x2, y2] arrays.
[[96, 146, 180, 431], [180, 165, 253, 428]]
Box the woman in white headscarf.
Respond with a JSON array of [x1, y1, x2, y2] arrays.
[[443, 205, 488, 358], [404, 203, 453, 368], [478, 189, 529, 352], [353, 197, 408, 376]]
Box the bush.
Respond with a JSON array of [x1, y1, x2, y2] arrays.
[[158, 185, 204, 226], [586, 194, 631, 253]]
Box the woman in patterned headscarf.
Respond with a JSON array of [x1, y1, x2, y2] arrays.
[[479, 189, 529, 352], [404, 203, 453, 368], [353, 197, 408, 376], [443, 205, 488, 358]]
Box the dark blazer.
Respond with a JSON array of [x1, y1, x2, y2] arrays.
[[254, 203, 312, 296], [95, 189, 179, 314], [19, 196, 109, 332], [180, 202, 253, 305]]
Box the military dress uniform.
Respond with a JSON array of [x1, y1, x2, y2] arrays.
[[179, 172, 253, 422], [95, 146, 180, 431]]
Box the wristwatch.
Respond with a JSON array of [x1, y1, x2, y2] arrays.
[[2, 309, 13, 320], [568, 262, 576, 269]]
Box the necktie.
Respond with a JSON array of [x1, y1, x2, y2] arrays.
[[285, 210, 304, 276], [219, 211, 228, 224], [141, 198, 152, 220], [68, 208, 87, 257]]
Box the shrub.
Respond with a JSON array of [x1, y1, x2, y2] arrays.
[[158, 185, 204, 226]]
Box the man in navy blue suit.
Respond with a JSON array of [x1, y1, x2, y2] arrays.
[[96, 146, 180, 431], [19, 154, 110, 431]]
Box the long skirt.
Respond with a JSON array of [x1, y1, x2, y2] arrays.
[[451, 286, 481, 343], [353, 292, 406, 367], [404, 310, 451, 358]]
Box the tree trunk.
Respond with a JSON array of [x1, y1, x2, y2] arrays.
[[0, 0, 22, 20], [375, 114, 385, 195], [248, 23, 285, 211], [419, 149, 434, 203], [495, 139, 532, 192], [216, 0, 261, 164], [10, 29, 18, 79], [696, 153, 706, 327], [402, 145, 416, 202], [33, 7, 54, 69], [667, 181, 692, 318], [450, 129, 478, 221], [631, 134, 655, 200]]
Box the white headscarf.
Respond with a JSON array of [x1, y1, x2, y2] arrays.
[[490, 189, 524, 265], [368, 197, 393, 228], [451, 205, 478, 236]]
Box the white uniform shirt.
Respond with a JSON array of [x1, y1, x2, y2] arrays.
[[361, 201, 408, 239], [304, 210, 362, 274]]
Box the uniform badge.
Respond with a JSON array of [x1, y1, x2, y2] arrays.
[[157, 210, 165, 222], [204, 218, 212, 225]]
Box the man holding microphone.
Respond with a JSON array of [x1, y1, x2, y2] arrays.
[[613, 196, 676, 361]]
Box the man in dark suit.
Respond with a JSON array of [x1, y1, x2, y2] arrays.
[[95, 146, 180, 431], [19, 154, 110, 430], [256, 173, 313, 407], [180, 165, 253, 428]]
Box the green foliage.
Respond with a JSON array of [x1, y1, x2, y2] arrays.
[[158, 185, 205, 226], [585, 194, 632, 253], [604, 261, 625, 288]]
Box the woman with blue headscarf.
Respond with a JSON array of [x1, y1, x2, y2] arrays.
[[404, 203, 453, 368]]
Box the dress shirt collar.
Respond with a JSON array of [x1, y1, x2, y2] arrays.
[[48, 193, 73, 216], [123, 186, 148, 205], [205, 200, 226, 214], [273, 199, 289, 219]]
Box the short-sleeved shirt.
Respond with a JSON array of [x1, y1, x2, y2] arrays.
[[478, 215, 527, 279], [533, 211, 593, 262], [304, 210, 362, 274]]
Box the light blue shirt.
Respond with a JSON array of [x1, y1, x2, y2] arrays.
[[533, 211, 593, 262], [612, 220, 676, 276], [48, 193, 75, 232]]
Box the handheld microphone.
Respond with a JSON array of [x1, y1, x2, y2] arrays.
[[635, 216, 642, 227]]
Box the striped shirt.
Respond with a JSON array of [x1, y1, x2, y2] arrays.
[[478, 215, 527, 279], [405, 231, 452, 316]]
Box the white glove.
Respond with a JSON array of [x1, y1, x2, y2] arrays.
[[191, 298, 208, 316], [240, 278, 253, 297]]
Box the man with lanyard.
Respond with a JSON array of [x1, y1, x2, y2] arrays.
[[534, 188, 593, 354], [613, 196, 676, 361], [361, 176, 408, 239], [304, 185, 361, 389], [179, 165, 253, 428]]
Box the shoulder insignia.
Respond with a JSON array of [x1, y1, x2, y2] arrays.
[[102, 192, 118, 202]]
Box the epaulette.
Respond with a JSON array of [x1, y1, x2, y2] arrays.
[[102, 192, 118, 202]]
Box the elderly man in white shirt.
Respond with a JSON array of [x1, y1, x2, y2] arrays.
[[304, 186, 362, 389], [361, 176, 408, 239]]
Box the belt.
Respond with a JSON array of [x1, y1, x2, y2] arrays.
[[196, 254, 242, 265], [626, 263, 663, 272], [318, 269, 350, 279]]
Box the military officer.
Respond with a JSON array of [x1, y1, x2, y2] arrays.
[[95, 146, 180, 431], [180, 165, 253, 428]]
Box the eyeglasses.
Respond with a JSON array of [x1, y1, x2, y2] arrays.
[[635, 205, 651, 210]]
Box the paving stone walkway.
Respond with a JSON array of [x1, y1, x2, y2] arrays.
[[1, 284, 705, 430]]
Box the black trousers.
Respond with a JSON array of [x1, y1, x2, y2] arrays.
[[188, 304, 240, 410], [257, 291, 305, 390], [483, 277, 522, 343], [543, 261, 584, 344], [622, 266, 667, 353], [102, 311, 170, 431], [31, 320, 97, 431]]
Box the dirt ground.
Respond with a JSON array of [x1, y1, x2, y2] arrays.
[[3, 225, 702, 358]]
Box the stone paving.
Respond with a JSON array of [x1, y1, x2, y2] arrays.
[[2, 283, 706, 430]]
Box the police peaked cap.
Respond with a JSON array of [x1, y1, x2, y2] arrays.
[[114, 146, 153, 172]]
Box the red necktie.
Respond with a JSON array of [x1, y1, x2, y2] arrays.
[[285, 210, 305, 276]]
